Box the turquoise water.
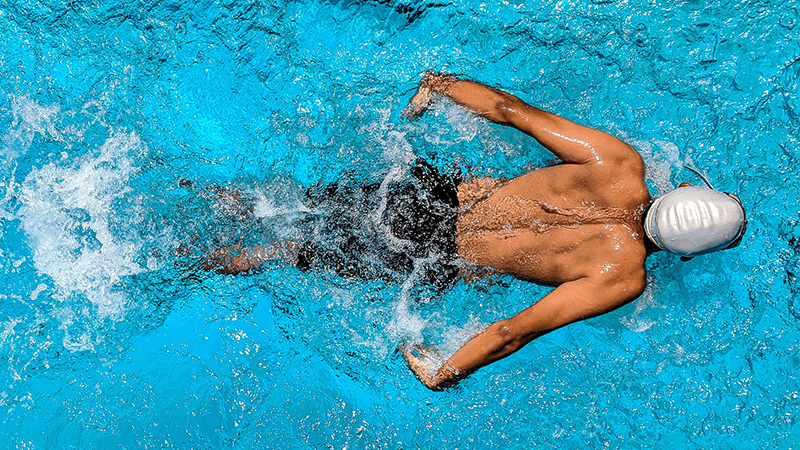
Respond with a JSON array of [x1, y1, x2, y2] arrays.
[[1, 0, 798, 448]]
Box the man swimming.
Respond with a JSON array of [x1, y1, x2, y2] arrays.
[[204, 72, 746, 390], [396, 72, 746, 389]]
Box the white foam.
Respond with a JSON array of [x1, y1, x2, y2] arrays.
[[385, 255, 438, 345], [356, 109, 419, 252], [18, 130, 145, 320], [438, 316, 484, 361], [1, 96, 65, 221], [2, 95, 62, 159], [370, 163, 416, 253], [409, 101, 523, 166], [629, 137, 685, 196], [442, 101, 485, 143], [253, 197, 310, 219], [619, 276, 661, 332], [30, 283, 47, 301]]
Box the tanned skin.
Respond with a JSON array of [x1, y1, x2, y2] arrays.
[[398, 73, 652, 389]]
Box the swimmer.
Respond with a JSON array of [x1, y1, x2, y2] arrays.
[[396, 72, 746, 389], [203, 72, 746, 390]]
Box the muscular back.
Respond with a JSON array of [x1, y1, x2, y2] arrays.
[[456, 143, 651, 287], [406, 72, 653, 306]]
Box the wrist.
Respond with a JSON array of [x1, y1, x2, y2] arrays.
[[421, 71, 457, 95]]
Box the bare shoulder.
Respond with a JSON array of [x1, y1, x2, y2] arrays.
[[561, 254, 647, 319], [584, 140, 649, 207], [616, 143, 647, 177]]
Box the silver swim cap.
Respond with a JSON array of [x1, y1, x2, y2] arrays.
[[643, 186, 746, 256]]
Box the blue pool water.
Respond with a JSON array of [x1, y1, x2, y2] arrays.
[[1, 0, 799, 448]]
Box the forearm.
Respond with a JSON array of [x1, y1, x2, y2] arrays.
[[422, 72, 528, 124], [404, 280, 627, 389], [403, 302, 561, 390], [427, 320, 546, 388], [422, 73, 573, 150], [415, 72, 627, 164]]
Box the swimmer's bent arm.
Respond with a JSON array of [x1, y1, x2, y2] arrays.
[[403, 72, 637, 166], [401, 275, 644, 390]]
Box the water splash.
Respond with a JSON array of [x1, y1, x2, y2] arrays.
[[2, 95, 62, 160], [619, 276, 660, 333], [630, 137, 686, 196], [17, 125, 145, 322]]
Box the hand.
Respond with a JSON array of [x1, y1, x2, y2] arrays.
[[401, 71, 457, 120], [400, 342, 444, 390], [401, 84, 434, 120]]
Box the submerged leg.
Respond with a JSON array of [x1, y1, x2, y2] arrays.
[[203, 241, 300, 275]]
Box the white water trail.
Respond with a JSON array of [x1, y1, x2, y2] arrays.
[[6, 95, 147, 342], [18, 130, 145, 321]]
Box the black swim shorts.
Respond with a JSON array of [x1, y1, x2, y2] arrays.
[[295, 159, 461, 290]]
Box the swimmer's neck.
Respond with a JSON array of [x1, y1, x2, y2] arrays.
[[644, 235, 662, 256], [641, 202, 662, 256]]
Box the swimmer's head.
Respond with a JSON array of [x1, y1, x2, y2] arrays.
[[643, 184, 747, 257]]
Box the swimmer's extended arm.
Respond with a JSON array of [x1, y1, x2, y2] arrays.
[[403, 72, 637, 166], [401, 274, 644, 390]]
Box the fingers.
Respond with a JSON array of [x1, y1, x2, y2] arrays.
[[402, 70, 457, 120], [399, 342, 425, 366], [401, 80, 434, 120], [400, 343, 430, 370], [399, 341, 447, 390], [400, 105, 420, 121], [399, 106, 414, 121], [401, 101, 428, 120], [401, 96, 430, 120], [402, 350, 432, 380]]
